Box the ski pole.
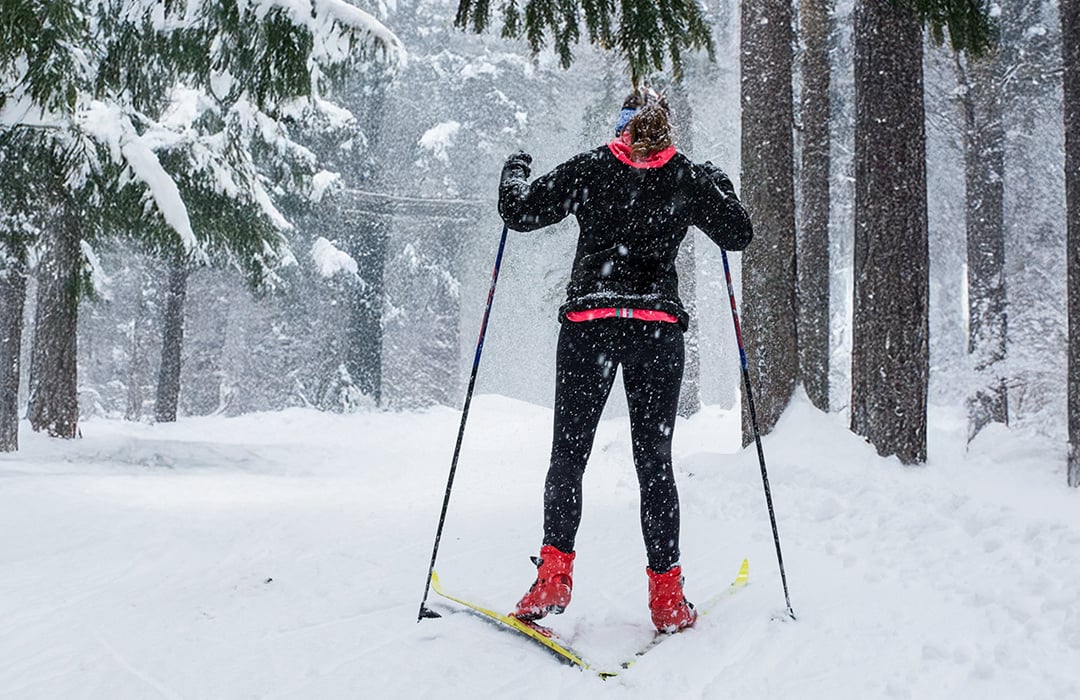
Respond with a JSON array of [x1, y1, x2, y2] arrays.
[[418, 223, 510, 622], [720, 249, 796, 620]]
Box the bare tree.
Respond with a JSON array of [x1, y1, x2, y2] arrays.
[[740, 0, 799, 444], [851, 0, 929, 464]]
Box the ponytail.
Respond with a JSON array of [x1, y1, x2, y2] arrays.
[[621, 88, 674, 160]]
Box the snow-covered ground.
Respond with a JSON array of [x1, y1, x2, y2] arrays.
[[2, 394, 1078, 699]]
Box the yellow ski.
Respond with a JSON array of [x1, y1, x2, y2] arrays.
[[704, 557, 750, 609], [430, 559, 748, 678], [428, 570, 617, 677]]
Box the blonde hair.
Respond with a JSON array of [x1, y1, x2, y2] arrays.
[[623, 88, 674, 160]]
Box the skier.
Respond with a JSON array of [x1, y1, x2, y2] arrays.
[[499, 87, 753, 633]]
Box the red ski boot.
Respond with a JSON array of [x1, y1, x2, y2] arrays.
[[647, 565, 697, 633], [511, 545, 575, 621]]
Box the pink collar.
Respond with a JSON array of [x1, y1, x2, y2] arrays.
[[607, 133, 677, 169]]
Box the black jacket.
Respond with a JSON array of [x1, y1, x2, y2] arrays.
[[499, 146, 753, 330]]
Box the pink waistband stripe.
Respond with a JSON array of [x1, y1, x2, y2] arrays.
[[565, 308, 679, 323]]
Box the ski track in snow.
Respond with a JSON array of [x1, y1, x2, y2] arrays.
[[1, 396, 1078, 699], [96, 634, 184, 700]]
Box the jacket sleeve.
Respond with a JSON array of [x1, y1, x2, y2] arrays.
[[498, 152, 585, 232], [690, 161, 753, 251]]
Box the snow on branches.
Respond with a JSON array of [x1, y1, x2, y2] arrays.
[[0, 0, 403, 275]]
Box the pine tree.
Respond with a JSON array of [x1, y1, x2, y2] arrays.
[[0, 0, 402, 436], [155, 252, 189, 423], [797, 0, 834, 413], [28, 203, 82, 437], [670, 75, 702, 418], [1063, 0, 1080, 487], [740, 0, 798, 445], [353, 2, 548, 409], [954, 42, 1008, 442], [851, 0, 930, 464], [335, 72, 393, 407], [995, 0, 1063, 435], [909, 0, 995, 56], [850, 0, 995, 464], [452, 0, 714, 84], [0, 207, 32, 450], [0, 126, 54, 448]]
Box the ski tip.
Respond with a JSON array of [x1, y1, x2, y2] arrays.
[[735, 559, 749, 586]]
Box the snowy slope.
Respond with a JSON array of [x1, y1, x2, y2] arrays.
[[1, 395, 1078, 699]]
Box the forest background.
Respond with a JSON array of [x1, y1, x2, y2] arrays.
[[0, 0, 1076, 484]]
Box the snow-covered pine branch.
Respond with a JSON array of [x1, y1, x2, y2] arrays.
[[1, 0, 404, 275], [0, 0, 404, 438]]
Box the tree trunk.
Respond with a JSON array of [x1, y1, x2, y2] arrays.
[[347, 219, 387, 404], [677, 234, 702, 418], [671, 76, 701, 418], [740, 0, 798, 444], [1063, 0, 1080, 487], [956, 51, 1008, 442], [851, 0, 929, 465], [28, 204, 81, 438], [797, 0, 833, 412], [0, 248, 27, 451], [124, 263, 152, 421], [343, 76, 392, 406], [155, 257, 189, 422]]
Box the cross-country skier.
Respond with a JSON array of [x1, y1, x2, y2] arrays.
[[498, 87, 754, 633]]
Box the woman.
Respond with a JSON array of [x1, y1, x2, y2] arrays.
[[499, 88, 752, 633]]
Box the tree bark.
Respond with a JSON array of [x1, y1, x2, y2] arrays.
[[740, 0, 798, 444], [154, 257, 189, 422], [28, 204, 81, 438], [343, 76, 392, 406], [676, 234, 702, 418], [0, 248, 27, 451], [956, 51, 1008, 442], [124, 264, 152, 421], [1063, 0, 1080, 487], [347, 219, 387, 404], [798, 0, 833, 412], [851, 0, 929, 465]]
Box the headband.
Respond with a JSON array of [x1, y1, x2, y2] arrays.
[[614, 107, 638, 135]]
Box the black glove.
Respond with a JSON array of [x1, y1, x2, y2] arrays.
[[699, 161, 737, 198], [502, 150, 533, 181]]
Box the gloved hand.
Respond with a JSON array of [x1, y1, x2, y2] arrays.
[[699, 161, 737, 198], [502, 150, 533, 181]]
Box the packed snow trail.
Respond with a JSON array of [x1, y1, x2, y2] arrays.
[[1, 395, 1078, 699]]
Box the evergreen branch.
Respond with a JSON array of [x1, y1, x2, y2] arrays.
[[453, 0, 713, 82], [894, 0, 998, 57], [0, 0, 402, 283]]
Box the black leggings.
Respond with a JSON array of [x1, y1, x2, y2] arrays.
[[543, 318, 685, 572]]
